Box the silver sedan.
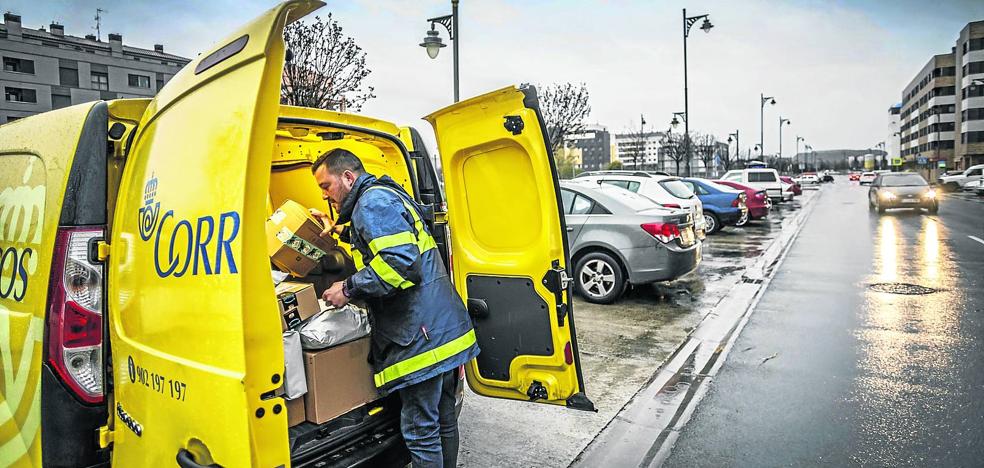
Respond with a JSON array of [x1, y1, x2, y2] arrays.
[[561, 181, 702, 304]]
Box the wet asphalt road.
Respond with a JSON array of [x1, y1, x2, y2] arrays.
[[663, 180, 984, 467], [457, 190, 816, 467]]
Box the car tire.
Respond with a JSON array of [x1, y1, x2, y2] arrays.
[[703, 212, 720, 234], [574, 252, 625, 305], [735, 210, 749, 227]]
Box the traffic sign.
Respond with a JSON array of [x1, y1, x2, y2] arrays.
[[917, 157, 928, 165], [938, 160, 947, 168]]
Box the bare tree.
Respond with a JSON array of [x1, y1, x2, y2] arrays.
[[692, 133, 719, 177], [282, 14, 375, 111], [660, 132, 689, 176], [538, 82, 591, 152]]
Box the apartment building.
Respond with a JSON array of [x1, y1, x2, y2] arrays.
[[563, 124, 611, 171], [613, 131, 666, 171], [1, 12, 189, 123], [898, 53, 956, 178], [956, 20, 984, 169], [887, 103, 901, 164]]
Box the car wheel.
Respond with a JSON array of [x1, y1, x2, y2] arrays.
[[735, 210, 749, 227], [574, 252, 625, 304], [703, 212, 720, 234]]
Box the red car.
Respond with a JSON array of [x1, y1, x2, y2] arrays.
[[714, 180, 771, 221], [849, 172, 861, 181], [779, 176, 803, 196]]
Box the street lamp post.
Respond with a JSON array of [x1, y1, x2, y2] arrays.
[[760, 93, 776, 158], [670, 112, 687, 175], [728, 130, 739, 170], [682, 8, 713, 177], [796, 136, 804, 172], [778, 116, 791, 170], [419, 0, 460, 102]]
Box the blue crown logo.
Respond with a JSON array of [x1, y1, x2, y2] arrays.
[[144, 174, 158, 205]]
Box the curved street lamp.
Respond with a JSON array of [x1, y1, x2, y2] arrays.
[[682, 8, 713, 177], [419, 0, 460, 102], [778, 117, 791, 165], [760, 94, 776, 157]]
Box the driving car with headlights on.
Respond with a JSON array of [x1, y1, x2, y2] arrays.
[[868, 172, 938, 214]]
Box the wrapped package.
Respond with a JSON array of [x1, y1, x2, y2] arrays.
[[282, 330, 308, 399], [299, 304, 371, 350]]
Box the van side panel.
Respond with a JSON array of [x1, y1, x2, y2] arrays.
[[0, 103, 100, 467]]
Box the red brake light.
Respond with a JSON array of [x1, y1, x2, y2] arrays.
[[564, 341, 573, 365], [47, 227, 105, 404], [731, 197, 739, 207], [641, 222, 681, 243], [662, 203, 681, 209]]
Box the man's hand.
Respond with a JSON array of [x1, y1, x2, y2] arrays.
[[323, 281, 350, 308], [309, 208, 344, 239]]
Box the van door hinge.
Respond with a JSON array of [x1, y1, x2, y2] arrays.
[[503, 115, 524, 135], [541, 260, 571, 327], [98, 425, 114, 448], [92, 240, 110, 262]]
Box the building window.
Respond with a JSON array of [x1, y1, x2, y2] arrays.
[[91, 71, 109, 90], [970, 38, 984, 53], [964, 61, 984, 76], [6, 116, 22, 123], [963, 131, 984, 144], [2, 57, 35, 74], [128, 74, 150, 88], [5, 87, 38, 103], [59, 67, 79, 87]]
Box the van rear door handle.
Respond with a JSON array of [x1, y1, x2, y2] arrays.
[[176, 449, 222, 468]]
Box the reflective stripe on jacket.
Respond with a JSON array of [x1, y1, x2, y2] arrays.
[[339, 173, 479, 394]]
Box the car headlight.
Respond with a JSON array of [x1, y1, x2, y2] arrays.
[[925, 189, 936, 199], [880, 191, 896, 200]]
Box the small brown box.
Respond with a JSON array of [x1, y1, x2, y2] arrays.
[[303, 337, 380, 424], [275, 282, 320, 330], [285, 396, 305, 427], [267, 200, 337, 277]]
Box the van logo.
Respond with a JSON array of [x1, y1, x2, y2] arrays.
[[138, 174, 240, 278]]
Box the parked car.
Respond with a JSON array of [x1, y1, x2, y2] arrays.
[[796, 172, 821, 185], [680, 178, 748, 234], [720, 168, 792, 203], [821, 171, 835, 183], [849, 172, 861, 181], [713, 180, 771, 223], [560, 182, 701, 304], [937, 164, 984, 192], [574, 172, 707, 237], [868, 172, 939, 214], [780, 176, 803, 196], [0, 3, 596, 466], [859, 171, 878, 185]]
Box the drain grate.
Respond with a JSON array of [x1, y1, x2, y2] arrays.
[[867, 282, 939, 295]]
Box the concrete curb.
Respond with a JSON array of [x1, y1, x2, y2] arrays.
[[570, 188, 824, 468]]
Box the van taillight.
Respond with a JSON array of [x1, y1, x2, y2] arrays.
[[641, 222, 681, 244], [47, 227, 104, 404]]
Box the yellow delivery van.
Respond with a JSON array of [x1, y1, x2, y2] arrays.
[[0, 1, 593, 466]]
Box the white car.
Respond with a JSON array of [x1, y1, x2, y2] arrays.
[[573, 172, 707, 237], [966, 178, 984, 196], [937, 164, 984, 192], [795, 173, 821, 185], [720, 168, 792, 203], [859, 172, 877, 185]]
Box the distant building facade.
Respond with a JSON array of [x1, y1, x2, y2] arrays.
[[1, 12, 190, 123], [887, 103, 901, 164], [613, 131, 666, 171], [564, 124, 611, 171]]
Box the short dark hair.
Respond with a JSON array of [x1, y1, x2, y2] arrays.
[[312, 148, 365, 175]]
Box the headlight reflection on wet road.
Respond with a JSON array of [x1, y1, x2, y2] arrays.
[[856, 213, 964, 465]]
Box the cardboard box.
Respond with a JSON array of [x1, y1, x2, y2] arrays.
[[286, 396, 306, 427], [304, 337, 380, 424], [276, 282, 320, 331], [267, 199, 337, 277]]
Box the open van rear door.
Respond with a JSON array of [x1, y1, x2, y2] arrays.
[[107, 2, 321, 466], [425, 86, 594, 411]]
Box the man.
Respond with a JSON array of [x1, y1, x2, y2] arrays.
[[310, 148, 479, 468]]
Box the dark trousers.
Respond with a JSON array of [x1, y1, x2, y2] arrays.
[[397, 370, 459, 468]]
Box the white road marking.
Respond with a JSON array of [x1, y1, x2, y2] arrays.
[[969, 235, 984, 246]]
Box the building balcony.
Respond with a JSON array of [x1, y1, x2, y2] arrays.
[[962, 96, 984, 109], [962, 49, 984, 66], [960, 120, 984, 133], [927, 131, 955, 142], [928, 95, 956, 107], [962, 73, 984, 88]]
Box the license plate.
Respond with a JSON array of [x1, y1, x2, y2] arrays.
[[902, 198, 918, 204], [682, 227, 695, 246]]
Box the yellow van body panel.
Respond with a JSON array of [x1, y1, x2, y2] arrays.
[[0, 103, 100, 467], [106, 2, 322, 467], [425, 86, 586, 406]]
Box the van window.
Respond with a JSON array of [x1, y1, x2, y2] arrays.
[[749, 171, 777, 182], [967, 168, 982, 177]]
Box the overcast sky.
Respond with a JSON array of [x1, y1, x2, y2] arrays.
[[6, 0, 984, 155]]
